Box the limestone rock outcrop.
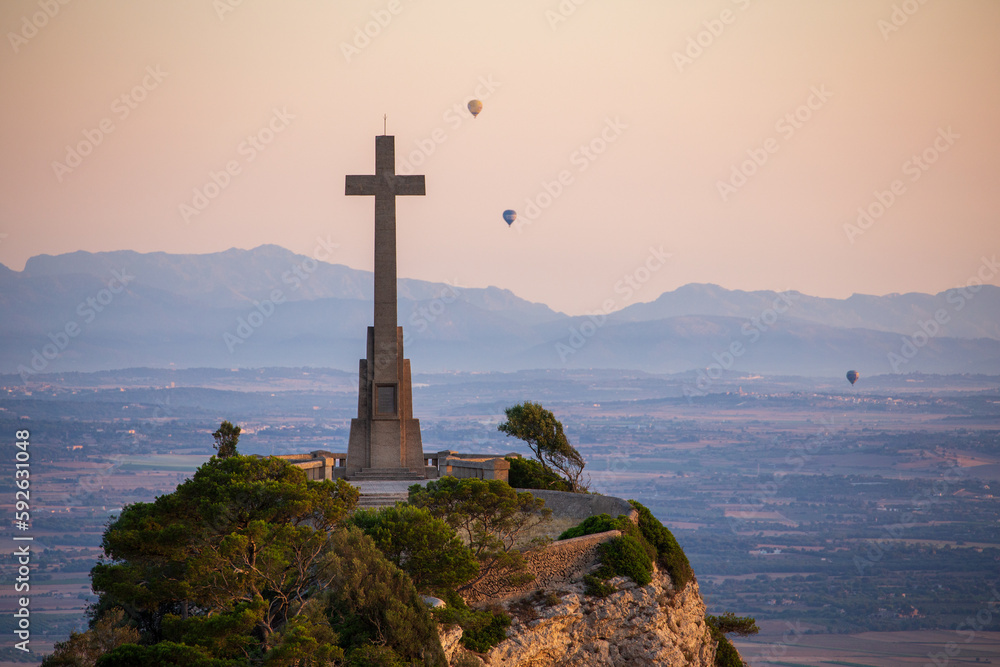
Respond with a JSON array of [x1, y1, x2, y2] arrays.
[[480, 568, 716, 667], [439, 623, 465, 664]]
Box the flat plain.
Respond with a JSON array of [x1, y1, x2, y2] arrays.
[[1, 368, 997, 664]]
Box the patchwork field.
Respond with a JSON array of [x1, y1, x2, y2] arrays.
[[2, 368, 998, 664]]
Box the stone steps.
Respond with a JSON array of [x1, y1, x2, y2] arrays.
[[356, 492, 408, 508], [350, 467, 426, 481]]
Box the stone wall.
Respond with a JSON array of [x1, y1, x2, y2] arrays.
[[463, 529, 619, 604], [519, 489, 637, 523], [277, 449, 514, 482], [440, 455, 510, 482], [462, 489, 639, 604], [275, 451, 346, 480]]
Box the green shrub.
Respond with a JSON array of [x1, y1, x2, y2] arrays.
[[95, 642, 244, 667], [708, 625, 746, 667], [505, 456, 572, 492], [629, 500, 694, 591], [461, 610, 511, 653], [562, 514, 652, 594], [558, 502, 694, 596], [557, 513, 619, 540], [583, 574, 615, 597], [598, 534, 653, 586], [431, 600, 510, 654], [452, 652, 482, 667], [706, 612, 755, 667], [408, 477, 549, 593], [345, 644, 408, 667]]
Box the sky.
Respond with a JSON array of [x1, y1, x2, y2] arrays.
[[1, 0, 998, 315]]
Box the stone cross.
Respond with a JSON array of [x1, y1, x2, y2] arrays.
[[344, 136, 426, 479]]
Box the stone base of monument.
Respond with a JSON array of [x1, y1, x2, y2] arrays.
[[344, 325, 427, 480], [276, 450, 516, 486]]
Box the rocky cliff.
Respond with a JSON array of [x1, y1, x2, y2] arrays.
[[435, 490, 731, 666], [446, 566, 718, 666]]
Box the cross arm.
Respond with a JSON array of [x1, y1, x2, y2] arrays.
[[391, 175, 425, 196], [346, 175, 377, 196]]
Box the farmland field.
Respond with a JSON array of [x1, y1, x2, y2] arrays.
[[1, 367, 997, 664]]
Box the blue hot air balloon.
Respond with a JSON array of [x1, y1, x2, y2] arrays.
[[502, 210, 517, 226]]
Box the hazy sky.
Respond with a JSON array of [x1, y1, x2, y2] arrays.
[[2, 0, 998, 314]]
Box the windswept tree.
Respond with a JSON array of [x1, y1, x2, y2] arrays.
[[706, 612, 757, 667], [211, 421, 240, 458], [498, 402, 586, 492], [705, 612, 759, 638]]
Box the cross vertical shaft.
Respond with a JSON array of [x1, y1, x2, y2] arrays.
[[344, 135, 426, 478], [346, 136, 424, 388]]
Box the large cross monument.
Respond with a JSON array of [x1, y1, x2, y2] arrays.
[[344, 135, 426, 480]]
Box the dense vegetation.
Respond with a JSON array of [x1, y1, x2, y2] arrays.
[[428, 594, 512, 654], [44, 456, 448, 666], [348, 504, 479, 595], [630, 500, 695, 591], [557, 513, 620, 540], [39, 456, 563, 666], [408, 476, 551, 592], [558, 501, 693, 595], [505, 455, 573, 492]]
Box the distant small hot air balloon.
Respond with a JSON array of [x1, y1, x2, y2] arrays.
[[846, 370, 859, 385], [468, 99, 483, 118], [502, 210, 517, 226]]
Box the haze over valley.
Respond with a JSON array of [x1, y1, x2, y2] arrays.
[[4, 246, 1000, 378]]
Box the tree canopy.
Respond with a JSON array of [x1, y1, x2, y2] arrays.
[[706, 612, 757, 667], [50, 455, 447, 666], [408, 477, 551, 591], [212, 420, 241, 458], [706, 612, 759, 637], [497, 402, 586, 492], [348, 504, 479, 595]]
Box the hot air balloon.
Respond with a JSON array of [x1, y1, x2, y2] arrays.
[[468, 100, 483, 118], [846, 370, 859, 385], [502, 210, 517, 226]]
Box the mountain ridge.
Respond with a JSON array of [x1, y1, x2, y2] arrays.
[[2, 245, 999, 378]]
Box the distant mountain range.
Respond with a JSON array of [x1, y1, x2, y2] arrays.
[[2, 245, 999, 379]]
